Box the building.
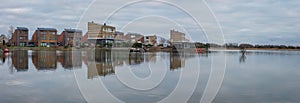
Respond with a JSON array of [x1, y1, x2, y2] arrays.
[[170, 30, 186, 42], [114, 31, 125, 40], [58, 29, 82, 47], [0, 34, 9, 46], [124, 32, 143, 43], [87, 22, 116, 47], [144, 35, 157, 46], [11, 27, 29, 46], [32, 28, 58, 47]]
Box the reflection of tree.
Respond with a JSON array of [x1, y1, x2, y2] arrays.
[[12, 50, 28, 72], [32, 51, 57, 71]]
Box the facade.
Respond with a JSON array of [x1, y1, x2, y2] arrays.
[[11, 27, 29, 46], [114, 31, 125, 40], [87, 22, 116, 47], [170, 30, 186, 42], [87, 22, 116, 39], [144, 35, 157, 46], [32, 28, 57, 47], [0, 34, 9, 46], [58, 29, 82, 47], [124, 33, 143, 43]]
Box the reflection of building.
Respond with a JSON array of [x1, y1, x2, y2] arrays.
[[170, 52, 184, 70], [12, 50, 28, 72], [32, 28, 57, 47], [57, 51, 82, 69], [128, 53, 144, 65], [32, 51, 57, 70], [58, 29, 82, 47], [87, 49, 115, 79]]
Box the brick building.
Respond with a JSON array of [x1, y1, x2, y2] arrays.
[[58, 29, 82, 47], [11, 27, 29, 46], [32, 28, 57, 47]]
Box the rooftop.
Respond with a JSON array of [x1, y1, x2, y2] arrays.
[[37, 28, 57, 31], [16, 27, 29, 31], [64, 29, 82, 33]]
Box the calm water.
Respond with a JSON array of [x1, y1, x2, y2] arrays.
[[0, 50, 300, 103]]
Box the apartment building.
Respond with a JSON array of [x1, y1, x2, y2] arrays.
[[32, 28, 57, 47], [11, 27, 29, 46]]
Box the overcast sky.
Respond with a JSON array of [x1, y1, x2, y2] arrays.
[[0, 0, 299, 45]]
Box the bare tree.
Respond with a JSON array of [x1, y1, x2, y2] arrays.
[[8, 25, 14, 39]]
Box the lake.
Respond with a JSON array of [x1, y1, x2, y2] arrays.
[[0, 49, 300, 103]]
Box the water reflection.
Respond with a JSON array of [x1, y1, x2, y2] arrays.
[[57, 51, 82, 69], [239, 53, 246, 63], [32, 51, 57, 71], [12, 50, 28, 72], [7, 50, 200, 78]]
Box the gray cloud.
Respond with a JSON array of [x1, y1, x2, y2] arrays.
[[0, 0, 299, 45]]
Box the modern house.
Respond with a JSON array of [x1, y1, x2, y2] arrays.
[[124, 32, 144, 43], [31, 28, 57, 47], [170, 29, 186, 42], [11, 27, 29, 46], [58, 29, 82, 47], [87, 22, 116, 47], [170, 30, 192, 49], [144, 35, 157, 46]]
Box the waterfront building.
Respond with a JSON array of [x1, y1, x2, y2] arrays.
[[58, 29, 82, 47], [124, 32, 144, 43], [11, 27, 29, 46], [31, 28, 58, 47], [87, 21, 116, 47]]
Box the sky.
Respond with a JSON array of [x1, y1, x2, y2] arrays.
[[0, 0, 299, 46]]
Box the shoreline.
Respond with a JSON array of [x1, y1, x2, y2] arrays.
[[6, 47, 300, 52]]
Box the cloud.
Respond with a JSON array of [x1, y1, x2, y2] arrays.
[[0, 0, 299, 45]]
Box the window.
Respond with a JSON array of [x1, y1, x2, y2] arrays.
[[41, 32, 46, 35], [40, 36, 46, 40], [50, 32, 56, 35], [49, 37, 56, 40]]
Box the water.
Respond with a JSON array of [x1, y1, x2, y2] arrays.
[[0, 50, 299, 103]]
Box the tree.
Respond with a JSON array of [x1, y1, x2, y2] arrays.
[[8, 25, 14, 39]]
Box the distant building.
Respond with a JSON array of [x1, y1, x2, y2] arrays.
[[124, 32, 143, 43], [114, 31, 125, 40], [32, 28, 58, 47], [170, 30, 186, 42], [58, 29, 82, 47], [144, 35, 157, 46], [0, 34, 9, 45], [11, 27, 29, 46]]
